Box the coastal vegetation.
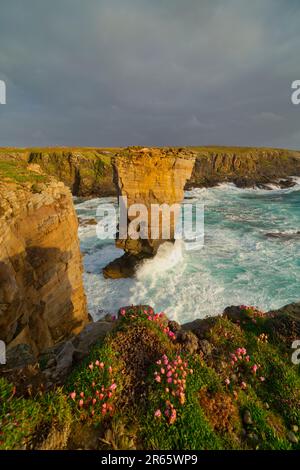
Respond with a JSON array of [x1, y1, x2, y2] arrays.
[[1, 305, 300, 450]]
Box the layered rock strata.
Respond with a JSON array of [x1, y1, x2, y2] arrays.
[[103, 148, 196, 278], [0, 180, 88, 354]]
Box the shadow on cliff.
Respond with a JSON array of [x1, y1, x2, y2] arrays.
[[0, 246, 86, 354]]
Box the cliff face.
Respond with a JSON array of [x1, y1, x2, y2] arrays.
[[28, 150, 117, 197], [103, 148, 195, 278], [2, 146, 300, 198], [0, 180, 88, 354], [186, 148, 300, 188]]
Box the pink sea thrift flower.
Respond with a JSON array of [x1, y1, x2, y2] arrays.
[[154, 409, 162, 418]]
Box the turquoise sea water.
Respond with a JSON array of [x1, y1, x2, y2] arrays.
[[75, 181, 300, 324]]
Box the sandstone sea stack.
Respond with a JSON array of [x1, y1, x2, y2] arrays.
[[0, 179, 88, 354], [103, 147, 196, 278]]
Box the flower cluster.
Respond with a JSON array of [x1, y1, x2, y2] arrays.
[[224, 347, 265, 393], [119, 307, 176, 340], [153, 354, 193, 425], [69, 361, 117, 420], [239, 305, 265, 320]]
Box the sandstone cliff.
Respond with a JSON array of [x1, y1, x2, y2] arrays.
[[2, 146, 300, 197], [186, 147, 300, 188], [28, 149, 117, 197], [103, 148, 195, 278], [0, 179, 88, 354]]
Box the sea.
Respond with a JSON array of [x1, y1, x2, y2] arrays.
[[75, 179, 300, 324]]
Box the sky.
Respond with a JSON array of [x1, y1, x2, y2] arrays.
[[0, 0, 299, 148]]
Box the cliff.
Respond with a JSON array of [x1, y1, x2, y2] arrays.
[[0, 178, 88, 354], [186, 147, 300, 188], [1, 146, 300, 197], [28, 149, 117, 197], [103, 147, 195, 278], [0, 148, 118, 197]]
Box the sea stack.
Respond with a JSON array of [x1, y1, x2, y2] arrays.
[[103, 147, 196, 278]]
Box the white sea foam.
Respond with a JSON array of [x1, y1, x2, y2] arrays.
[[76, 183, 300, 323]]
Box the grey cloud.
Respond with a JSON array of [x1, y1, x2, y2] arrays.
[[0, 0, 299, 147]]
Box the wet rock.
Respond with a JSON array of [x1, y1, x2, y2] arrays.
[[103, 253, 142, 278]]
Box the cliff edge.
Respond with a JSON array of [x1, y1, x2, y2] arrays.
[[0, 178, 88, 354]]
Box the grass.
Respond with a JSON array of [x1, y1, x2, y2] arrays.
[[0, 160, 47, 184], [1, 305, 300, 450]]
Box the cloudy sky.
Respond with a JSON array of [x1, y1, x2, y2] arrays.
[[0, 0, 299, 148]]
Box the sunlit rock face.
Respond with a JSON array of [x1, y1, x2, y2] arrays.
[[0, 180, 88, 354], [103, 147, 196, 278]]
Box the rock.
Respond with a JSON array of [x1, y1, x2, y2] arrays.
[[4, 343, 37, 370], [103, 253, 143, 278], [287, 431, 298, 444], [176, 330, 199, 355], [182, 316, 219, 340], [223, 306, 245, 322], [46, 358, 56, 369], [0, 180, 89, 353], [73, 321, 114, 353], [243, 410, 253, 425], [104, 148, 196, 278], [187, 149, 300, 189], [54, 341, 75, 378]]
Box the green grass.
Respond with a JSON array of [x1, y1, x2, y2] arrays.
[[0, 160, 47, 184], [1, 306, 300, 450], [0, 378, 71, 450]]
